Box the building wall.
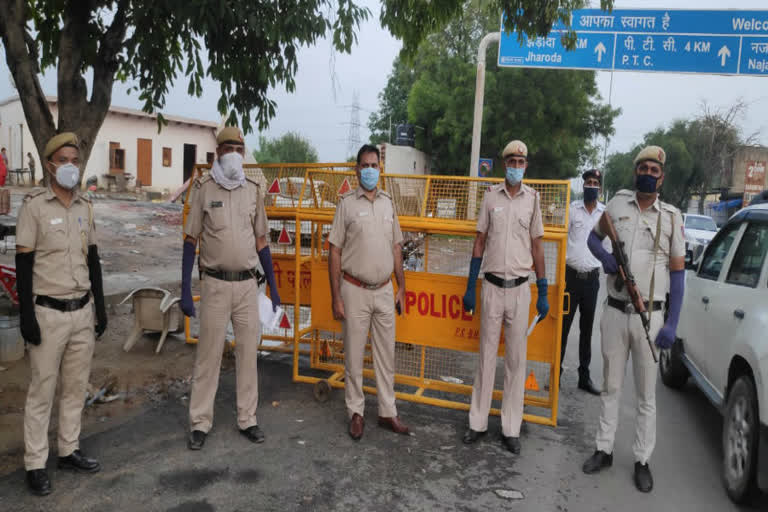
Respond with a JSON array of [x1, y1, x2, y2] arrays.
[[730, 145, 768, 194], [0, 99, 217, 191]]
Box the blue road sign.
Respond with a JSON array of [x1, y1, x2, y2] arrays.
[[498, 31, 614, 71], [498, 9, 768, 76]]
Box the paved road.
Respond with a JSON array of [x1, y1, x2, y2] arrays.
[[1, 288, 764, 511]]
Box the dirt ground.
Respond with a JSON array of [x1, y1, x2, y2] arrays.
[[0, 186, 208, 476]]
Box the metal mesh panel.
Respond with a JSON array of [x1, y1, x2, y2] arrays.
[[305, 170, 359, 209], [423, 234, 474, 276], [267, 219, 312, 256], [262, 304, 312, 344], [526, 180, 570, 230], [383, 176, 428, 217]]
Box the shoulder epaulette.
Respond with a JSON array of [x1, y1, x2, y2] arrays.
[[245, 175, 261, 187], [23, 189, 46, 202], [661, 201, 680, 214], [194, 174, 212, 188], [378, 189, 392, 199], [339, 190, 355, 200], [615, 189, 633, 197]]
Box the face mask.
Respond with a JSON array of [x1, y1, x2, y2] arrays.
[[505, 166, 525, 185], [583, 186, 599, 202], [53, 163, 80, 190], [635, 173, 658, 194], [218, 152, 244, 180], [359, 167, 379, 191]]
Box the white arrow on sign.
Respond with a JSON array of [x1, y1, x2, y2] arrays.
[[717, 45, 731, 67], [594, 42, 607, 62]]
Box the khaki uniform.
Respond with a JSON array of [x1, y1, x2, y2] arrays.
[[184, 174, 268, 432], [593, 189, 684, 463], [16, 188, 96, 470], [469, 183, 544, 437], [328, 187, 403, 419]]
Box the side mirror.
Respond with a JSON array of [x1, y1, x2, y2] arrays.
[[684, 252, 697, 271]]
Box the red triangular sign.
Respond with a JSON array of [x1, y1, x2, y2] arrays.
[[279, 312, 291, 329], [337, 178, 351, 196], [267, 178, 281, 195], [277, 226, 292, 245]]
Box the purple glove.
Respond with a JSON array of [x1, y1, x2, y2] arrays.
[[656, 269, 685, 349], [588, 230, 618, 274]]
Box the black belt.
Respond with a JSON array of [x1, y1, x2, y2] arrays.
[[607, 296, 664, 314], [484, 273, 528, 289], [204, 268, 264, 283], [35, 293, 90, 312], [566, 266, 599, 280]]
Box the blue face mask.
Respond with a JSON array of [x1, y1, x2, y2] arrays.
[[635, 173, 658, 193], [359, 167, 379, 191], [583, 186, 599, 202], [506, 166, 525, 185]]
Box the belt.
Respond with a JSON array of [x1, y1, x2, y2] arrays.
[[35, 293, 90, 312], [484, 273, 528, 289], [607, 296, 664, 314], [342, 273, 389, 290], [566, 266, 599, 280], [204, 268, 263, 282]]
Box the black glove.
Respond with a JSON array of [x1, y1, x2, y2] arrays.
[[16, 251, 41, 345], [88, 245, 107, 338]]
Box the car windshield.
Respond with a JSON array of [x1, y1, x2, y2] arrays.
[[685, 216, 717, 231]]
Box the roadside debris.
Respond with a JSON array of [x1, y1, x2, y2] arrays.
[[495, 489, 524, 500]]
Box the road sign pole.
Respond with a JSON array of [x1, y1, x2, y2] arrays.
[[469, 32, 500, 179]]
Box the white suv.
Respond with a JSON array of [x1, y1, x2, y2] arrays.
[[661, 204, 768, 504]]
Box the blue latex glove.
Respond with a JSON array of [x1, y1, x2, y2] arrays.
[[536, 278, 549, 321], [181, 240, 196, 317], [258, 246, 281, 312], [656, 269, 685, 349], [588, 230, 618, 274], [463, 256, 482, 313]]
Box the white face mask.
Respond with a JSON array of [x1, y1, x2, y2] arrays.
[[53, 163, 80, 190], [218, 152, 244, 181]]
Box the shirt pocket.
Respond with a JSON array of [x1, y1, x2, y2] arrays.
[[379, 214, 394, 243], [41, 216, 67, 250], [490, 207, 506, 234], [203, 204, 228, 231]]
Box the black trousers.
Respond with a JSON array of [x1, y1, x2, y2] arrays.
[[560, 266, 600, 379]]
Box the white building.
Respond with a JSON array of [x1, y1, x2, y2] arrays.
[[378, 143, 431, 175], [0, 96, 218, 192]]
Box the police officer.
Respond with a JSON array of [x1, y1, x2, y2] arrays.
[[462, 140, 549, 454], [560, 169, 605, 395], [582, 146, 685, 493], [328, 144, 408, 440], [16, 132, 107, 496], [181, 126, 280, 450]]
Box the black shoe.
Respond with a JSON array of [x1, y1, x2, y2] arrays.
[[578, 377, 601, 396], [582, 450, 613, 474], [634, 462, 653, 492], [501, 435, 521, 454], [26, 469, 51, 496], [462, 428, 486, 444], [188, 430, 206, 450], [57, 450, 100, 473], [240, 425, 265, 444]]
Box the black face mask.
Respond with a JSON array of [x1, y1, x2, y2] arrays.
[[583, 186, 599, 202], [635, 174, 658, 193]]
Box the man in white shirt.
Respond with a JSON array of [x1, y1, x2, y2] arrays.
[[561, 169, 604, 395]]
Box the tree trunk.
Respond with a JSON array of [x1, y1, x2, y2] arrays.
[[697, 184, 707, 214]]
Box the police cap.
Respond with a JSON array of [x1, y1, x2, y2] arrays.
[[44, 132, 79, 160], [216, 126, 244, 146], [502, 140, 528, 159], [633, 145, 666, 167]]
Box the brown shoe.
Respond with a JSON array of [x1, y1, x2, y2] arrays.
[[377, 415, 410, 435], [348, 413, 364, 440]]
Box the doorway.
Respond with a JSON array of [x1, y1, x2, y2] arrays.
[[137, 138, 152, 186], [183, 144, 197, 183]]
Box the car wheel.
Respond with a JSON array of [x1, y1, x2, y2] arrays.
[[659, 339, 688, 389], [722, 375, 760, 504]]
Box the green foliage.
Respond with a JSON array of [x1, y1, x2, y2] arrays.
[[252, 132, 319, 164], [369, 1, 619, 178], [603, 110, 745, 211]]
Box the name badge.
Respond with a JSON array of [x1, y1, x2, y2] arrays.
[[358, 211, 369, 217], [493, 206, 504, 212], [50, 218, 63, 225], [210, 201, 223, 208]]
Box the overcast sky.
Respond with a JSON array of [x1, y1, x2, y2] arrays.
[[0, 0, 766, 167]]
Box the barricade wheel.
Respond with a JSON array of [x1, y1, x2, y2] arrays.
[[314, 380, 332, 403]]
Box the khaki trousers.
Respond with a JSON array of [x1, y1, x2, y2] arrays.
[[24, 300, 95, 470], [340, 279, 397, 419], [189, 275, 261, 432], [595, 304, 663, 464], [468, 282, 530, 437]]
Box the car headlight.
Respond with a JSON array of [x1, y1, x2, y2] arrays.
[[695, 237, 710, 245]]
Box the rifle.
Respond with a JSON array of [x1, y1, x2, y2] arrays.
[[599, 213, 658, 363]]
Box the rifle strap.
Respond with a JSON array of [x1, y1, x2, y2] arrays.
[[647, 209, 663, 326]]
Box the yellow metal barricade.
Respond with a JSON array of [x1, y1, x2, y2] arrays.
[[292, 170, 570, 427], [180, 163, 355, 353]]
